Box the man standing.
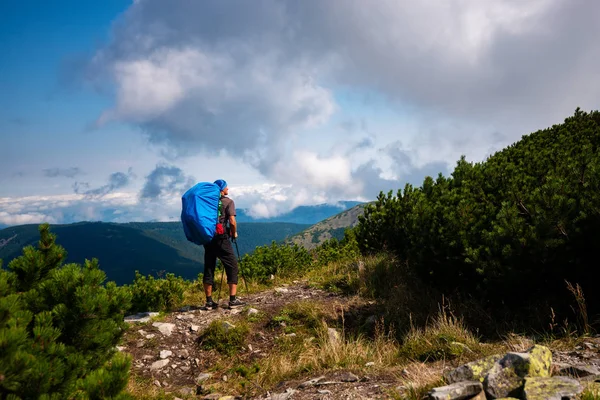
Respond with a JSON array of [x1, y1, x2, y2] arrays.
[[201, 179, 246, 309]]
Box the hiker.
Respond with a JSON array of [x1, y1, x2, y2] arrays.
[[201, 179, 245, 310]]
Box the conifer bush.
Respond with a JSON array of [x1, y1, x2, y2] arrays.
[[0, 224, 133, 399], [126, 271, 186, 313], [356, 109, 600, 316]]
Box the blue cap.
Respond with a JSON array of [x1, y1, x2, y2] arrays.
[[214, 179, 227, 191]]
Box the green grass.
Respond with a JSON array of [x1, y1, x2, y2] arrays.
[[197, 320, 250, 356]]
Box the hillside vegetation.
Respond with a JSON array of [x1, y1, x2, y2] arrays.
[[1, 109, 600, 400], [356, 108, 600, 323]]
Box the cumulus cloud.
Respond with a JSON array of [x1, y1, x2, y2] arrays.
[[44, 167, 83, 178], [84, 0, 600, 208], [73, 169, 134, 197], [140, 164, 195, 200]]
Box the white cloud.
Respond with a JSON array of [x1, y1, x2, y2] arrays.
[[72, 0, 600, 219]]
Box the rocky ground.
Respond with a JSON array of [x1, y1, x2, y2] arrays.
[[120, 283, 600, 400]]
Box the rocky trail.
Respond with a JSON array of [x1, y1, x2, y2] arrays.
[[120, 283, 600, 400]]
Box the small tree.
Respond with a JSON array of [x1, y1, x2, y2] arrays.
[[0, 224, 133, 399]]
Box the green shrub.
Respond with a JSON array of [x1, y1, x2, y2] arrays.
[[0, 224, 132, 399], [240, 241, 312, 282], [126, 271, 186, 313], [356, 109, 600, 317]]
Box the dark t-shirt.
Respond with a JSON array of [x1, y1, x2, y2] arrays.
[[219, 196, 236, 227]]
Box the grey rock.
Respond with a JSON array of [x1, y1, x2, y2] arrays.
[[154, 380, 162, 387], [124, 312, 160, 323], [152, 322, 176, 336], [150, 359, 170, 370], [190, 325, 200, 332], [221, 321, 236, 332], [270, 388, 296, 400], [484, 346, 552, 399], [328, 328, 340, 344], [202, 394, 222, 400], [299, 375, 326, 388], [523, 376, 583, 400], [340, 372, 359, 382], [428, 381, 483, 400], [365, 362, 375, 367], [558, 364, 600, 378], [159, 350, 172, 359], [445, 354, 502, 384], [196, 373, 212, 384], [247, 308, 259, 316], [275, 287, 289, 293]]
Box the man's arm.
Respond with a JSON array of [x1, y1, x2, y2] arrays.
[[229, 215, 237, 239]]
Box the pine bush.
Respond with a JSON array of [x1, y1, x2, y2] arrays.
[[0, 224, 133, 399]]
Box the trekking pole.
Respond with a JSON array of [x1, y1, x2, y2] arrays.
[[215, 261, 225, 303], [233, 239, 250, 295]]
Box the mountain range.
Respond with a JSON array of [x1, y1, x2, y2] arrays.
[[0, 202, 364, 285]]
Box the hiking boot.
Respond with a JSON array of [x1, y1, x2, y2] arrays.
[[200, 300, 218, 310], [228, 298, 246, 308]]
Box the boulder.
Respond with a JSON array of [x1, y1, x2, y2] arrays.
[[484, 345, 552, 398], [445, 354, 502, 384], [523, 376, 583, 400], [428, 381, 483, 400]]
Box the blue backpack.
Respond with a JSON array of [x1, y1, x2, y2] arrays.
[[181, 182, 223, 245]]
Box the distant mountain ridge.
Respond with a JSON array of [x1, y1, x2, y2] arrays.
[[288, 203, 369, 249], [236, 201, 363, 224], [0, 221, 309, 285]]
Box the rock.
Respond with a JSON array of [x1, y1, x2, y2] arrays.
[[160, 350, 173, 359], [446, 354, 502, 383], [270, 389, 296, 400], [222, 374, 228, 382], [179, 349, 189, 359], [154, 380, 162, 387], [196, 373, 212, 384], [583, 342, 595, 350], [299, 376, 326, 388], [152, 322, 176, 336], [142, 355, 154, 360], [202, 394, 221, 400], [318, 390, 332, 394], [218, 397, 235, 400], [558, 364, 600, 378], [190, 325, 200, 332], [116, 346, 126, 351], [365, 362, 375, 367], [221, 321, 236, 332], [428, 381, 484, 400], [247, 308, 259, 316], [150, 359, 170, 370], [124, 312, 160, 323], [275, 287, 289, 293], [328, 328, 341, 344], [179, 387, 195, 396], [285, 333, 297, 338], [484, 345, 552, 399], [523, 376, 583, 400], [339, 372, 359, 382], [145, 334, 156, 339]]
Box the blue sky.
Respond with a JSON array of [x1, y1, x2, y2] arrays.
[[1, 0, 599, 226]]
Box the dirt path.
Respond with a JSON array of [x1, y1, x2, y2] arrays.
[[121, 283, 395, 399]]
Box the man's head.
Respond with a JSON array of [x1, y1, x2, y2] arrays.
[[214, 179, 228, 195]]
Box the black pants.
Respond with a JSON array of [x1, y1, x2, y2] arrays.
[[202, 235, 239, 285]]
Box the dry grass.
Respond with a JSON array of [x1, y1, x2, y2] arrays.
[[399, 302, 483, 363], [257, 318, 399, 387]]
